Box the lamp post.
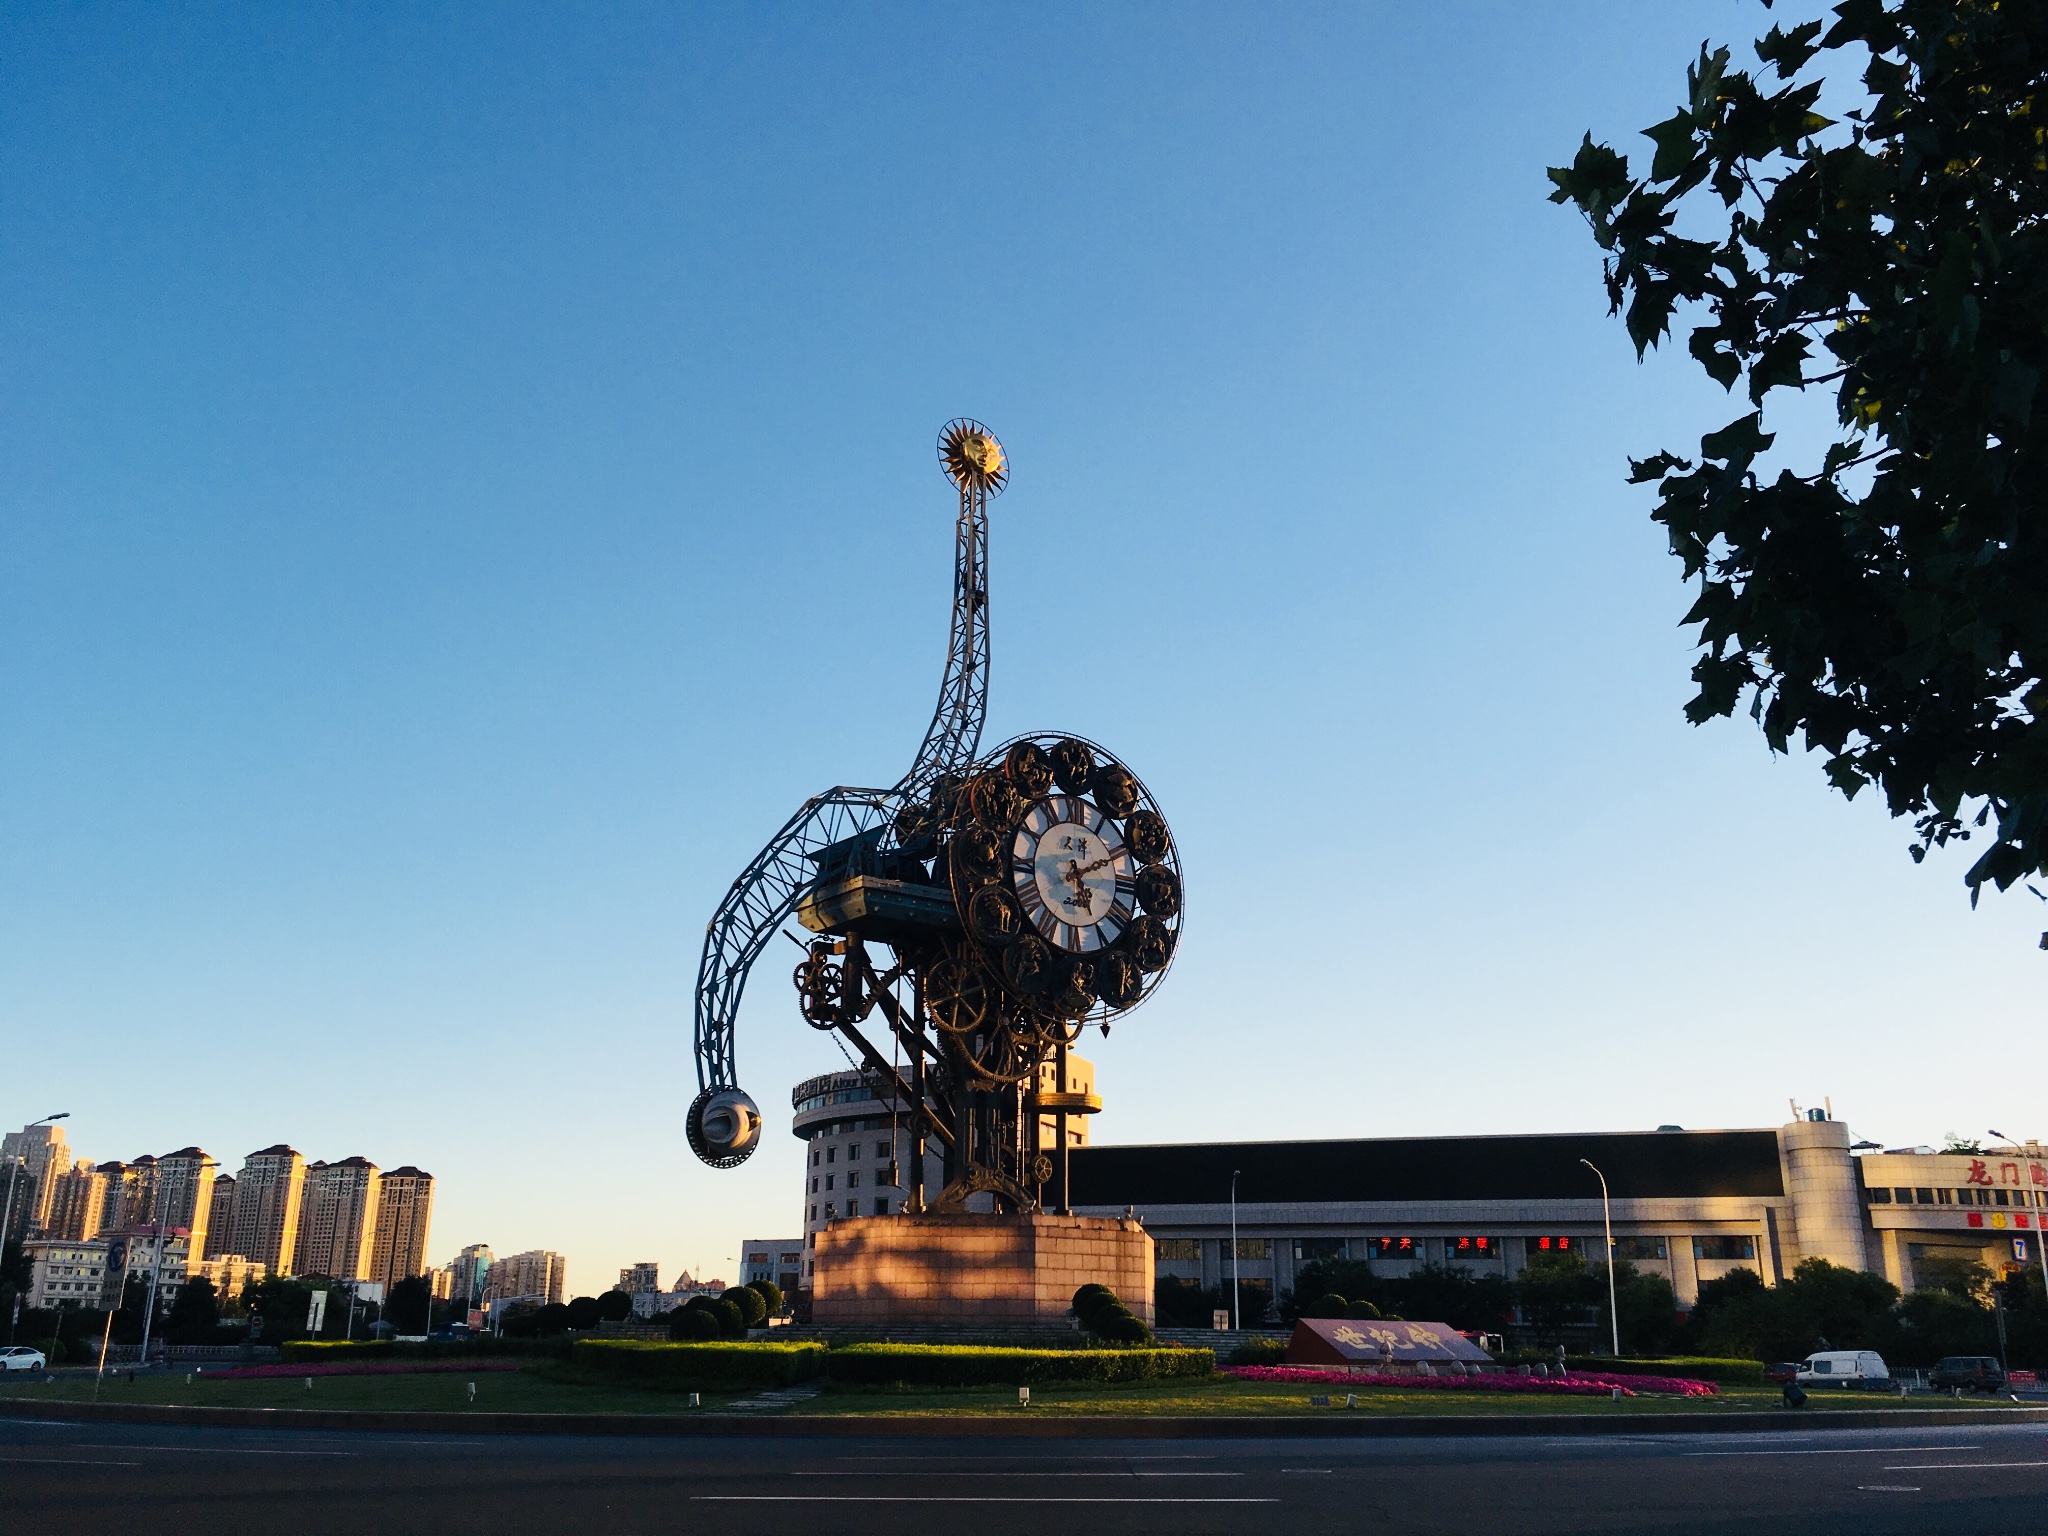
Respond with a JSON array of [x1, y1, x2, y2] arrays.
[[1580, 1158, 1620, 1358], [1, 1114, 71, 1309], [1988, 1130, 2048, 1309], [1230, 1169, 1241, 1332]]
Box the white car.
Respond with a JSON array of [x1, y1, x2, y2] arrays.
[[0, 1346, 48, 1372], [1796, 1349, 1891, 1388]]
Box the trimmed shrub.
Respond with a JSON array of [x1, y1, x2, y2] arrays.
[[566, 1296, 603, 1331], [747, 1279, 784, 1316], [537, 1302, 572, 1335], [1300, 1293, 1349, 1319], [667, 1308, 721, 1342], [729, 1285, 768, 1329], [1225, 1336, 1289, 1366], [569, 1340, 826, 1392], [1346, 1299, 1382, 1320], [1071, 1284, 1154, 1345], [596, 1290, 634, 1323], [827, 1344, 1213, 1387]]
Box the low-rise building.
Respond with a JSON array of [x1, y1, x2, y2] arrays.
[[24, 1238, 109, 1309], [1065, 1114, 2044, 1311], [193, 1254, 268, 1304], [739, 1239, 803, 1300]]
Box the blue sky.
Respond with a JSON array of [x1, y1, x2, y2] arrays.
[[5, 2, 2040, 1295]]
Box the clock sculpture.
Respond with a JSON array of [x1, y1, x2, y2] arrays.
[[687, 421, 1181, 1216]]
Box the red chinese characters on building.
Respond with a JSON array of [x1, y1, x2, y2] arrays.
[[1967, 1159, 1992, 1186]]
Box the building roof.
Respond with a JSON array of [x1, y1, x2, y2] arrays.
[[248, 1144, 300, 1158], [1069, 1129, 1785, 1207], [383, 1166, 431, 1179]]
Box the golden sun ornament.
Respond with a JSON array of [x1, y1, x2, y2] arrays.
[[939, 418, 1007, 494]]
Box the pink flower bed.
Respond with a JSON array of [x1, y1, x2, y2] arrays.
[[204, 1360, 528, 1381], [1227, 1365, 1716, 1398]]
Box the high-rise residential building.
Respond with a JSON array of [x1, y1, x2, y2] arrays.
[[153, 1148, 218, 1256], [294, 1157, 381, 1281], [485, 1249, 566, 1306], [427, 1266, 454, 1301], [368, 1167, 433, 1288], [2, 1122, 71, 1235], [447, 1243, 493, 1310], [225, 1145, 306, 1276], [44, 1163, 109, 1242], [619, 1262, 660, 1293], [93, 1163, 138, 1237], [119, 1155, 160, 1229], [203, 1174, 237, 1259]]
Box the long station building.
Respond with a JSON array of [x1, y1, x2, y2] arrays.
[[786, 1061, 2043, 1304]]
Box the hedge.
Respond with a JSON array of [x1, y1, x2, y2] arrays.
[[827, 1343, 1215, 1387], [1568, 1355, 1765, 1386], [567, 1340, 826, 1391]]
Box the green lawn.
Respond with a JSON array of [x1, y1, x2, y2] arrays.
[[4, 1368, 2022, 1419]]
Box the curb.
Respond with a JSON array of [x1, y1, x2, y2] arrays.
[[5, 1397, 2048, 1440]]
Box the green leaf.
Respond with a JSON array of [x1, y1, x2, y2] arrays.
[[1642, 111, 1701, 182], [1698, 412, 1773, 469], [1755, 20, 1824, 79]]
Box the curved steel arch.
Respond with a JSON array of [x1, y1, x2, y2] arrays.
[[686, 429, 995, 1163]]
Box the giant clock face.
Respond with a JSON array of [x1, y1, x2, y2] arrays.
[[1011, 795, 1135, 953]]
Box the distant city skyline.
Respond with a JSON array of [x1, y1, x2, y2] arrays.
[[4, 3, 2041, 1294]]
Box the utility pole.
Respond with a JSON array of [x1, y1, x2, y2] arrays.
[[1988, 1131, 2048, 1313], [1230, 1169, 1241, 1332], [1581, 1159, 1620, 1358]]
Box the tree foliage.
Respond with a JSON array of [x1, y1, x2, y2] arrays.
[[1549, 1, 2048, 901]]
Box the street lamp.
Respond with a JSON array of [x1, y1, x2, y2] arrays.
[[1230, 1169, 1241, 1331], [1988, 1130, 2048, 1309], [1, 1112, 71, 1256], [1581, 1158, 1620, 1358]]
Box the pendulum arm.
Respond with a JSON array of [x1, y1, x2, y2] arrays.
[[687, 422, 1004, 1166]]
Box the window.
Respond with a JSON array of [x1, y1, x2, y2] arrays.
[[1693, 1235, 1756, 1260], [848, 1171, 861, 1188], [823, 1202, 834, 1219], [1155, 1239, 1199, 1262], [1994, 1190, 2010, 1207], [780, 1253, 799, 1265], [1936, 1189, 1954, 1204], [1612, 1237, 1667, 1261], [1893, 1187, 1916, 1203], [1867, 1188, 1892, 1203], [825, 1175, 834, 1190], [873, 1198, 888, 1216], [808, 1205, 816, 1221], [826, 1147, 836, 1164], [1232, 1238, 1271, 1260], [748, 1252, 767, 1264], [1293, 1238, 1347, 1263], [1529, 1236, 1580, 1254], [1916, 1188, 1935, 1204], [1976, 1188, 1993, 1206], [810, 1178, 818, 1193], [848, 1143, 861, 1160], [875, 1142, 891, 1159], [810, 1150, 818, 1167], [1444, 1236, 1499, 1262], [1369, 1236, 1418, 1258]]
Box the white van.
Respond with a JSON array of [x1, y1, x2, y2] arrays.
[[1797, 1350, 1891, 1387]]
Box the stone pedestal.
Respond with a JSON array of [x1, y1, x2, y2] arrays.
[[812, 1212, 1154, 1328]]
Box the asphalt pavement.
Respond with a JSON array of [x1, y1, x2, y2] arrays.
[[2, 1413, 2045, 1534]]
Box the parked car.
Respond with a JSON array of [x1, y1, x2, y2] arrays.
[[1796, 1350, 1892, 1388], [0, 1346, 48, 1372], [1763, 1361, 1801, 1385], [1930, 1356, 2007, 1393]]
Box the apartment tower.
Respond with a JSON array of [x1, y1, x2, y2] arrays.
[[154, 1147, 219, 1255], [368, 1167, 434, 1288], [294, 1157, 381, 1281], [225, 1145, 306, 1276]]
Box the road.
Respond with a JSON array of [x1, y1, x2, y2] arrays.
[[2, 1414, 2044, 1534]]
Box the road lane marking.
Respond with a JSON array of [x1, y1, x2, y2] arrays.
[[1884, 1461, 2048, 1471], [833, 1454, 1216, 1461], [790, 1470, 1242, 1478], [69, 1443, 358, 1456], [1, 1456, 142, 1467], [695, 1496, 1278, 1504], [1858, 1485, 1921, 1492], [1688, 1445, 1975, 1457]]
